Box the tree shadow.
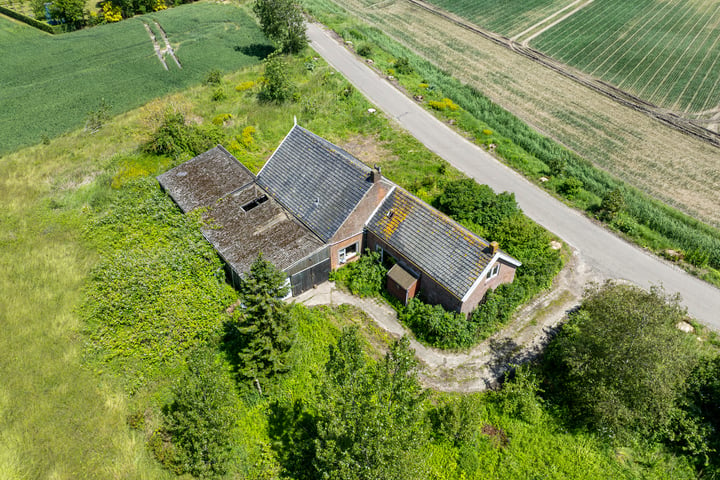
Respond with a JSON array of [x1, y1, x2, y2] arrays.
[[487, 336, 521, 387], [267, 399, 317, 480], [235, 43, 276, 60]]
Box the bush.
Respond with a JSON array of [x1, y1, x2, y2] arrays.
[[428, 98, 459, 111], [330, 250, 387, 297], [143, 111, 225, 158], [558, 177, 583, 198], [357, 43, 373, 57], [163, 347, 239, 478], [394, 56, 413, 75], [211, 87, 226, 101], [235, 80, 256, 92], [203, 69, 222, 86], [399, 298, 475, 349], [259, 52, 296, 103]]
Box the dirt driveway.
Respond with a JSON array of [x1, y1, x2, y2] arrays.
[[293, 249, 599, 392]]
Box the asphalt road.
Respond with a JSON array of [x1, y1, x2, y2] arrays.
[[307, 22, 720, 328]]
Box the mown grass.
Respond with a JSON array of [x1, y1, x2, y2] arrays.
[[0, 1, 271, 155]]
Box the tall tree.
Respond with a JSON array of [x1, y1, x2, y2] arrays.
[[164, 347, 238, 478], [253, 0, 307, 54], [314, 329, 427, 479], [233, 253, 292, 389], [544, 282, 697, 438]]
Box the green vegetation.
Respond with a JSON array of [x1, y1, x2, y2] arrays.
[[532, 0, 720, 114], [425, 0, 575, 37], [544, 282, 720, 475], [160, 347, 240, 477], [299, 6, 720, 287], [2, 18, 716, 478], [330, 250, 387, 298], [253, 0, 307, 53], [259, 52, 298, 103], [0, 2, 271, 155]]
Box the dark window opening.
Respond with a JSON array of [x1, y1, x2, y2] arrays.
[[241, 194, 268, 212]]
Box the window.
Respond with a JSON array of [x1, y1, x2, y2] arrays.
[[338, 242, 359, 264], [486, 264, 500, 281], [375, 244, 384, 262], [241, 194, 268, 212]]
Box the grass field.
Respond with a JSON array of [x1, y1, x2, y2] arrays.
[[531, 0, 720, 116], [0, 2, 271, 155], [303, 0, 720, 230]]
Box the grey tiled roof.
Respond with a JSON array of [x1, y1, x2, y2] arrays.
[[367, 188, 494, 299], [257, 125, 374, 242], [156, 146, 255, 213]]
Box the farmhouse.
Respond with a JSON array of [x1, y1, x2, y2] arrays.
[[157, 123, 520, 313]]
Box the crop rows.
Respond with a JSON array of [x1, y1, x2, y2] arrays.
[[0, 3, 269, 155], [532, 0, 720, 115], [304, 0, 720, 227], [424, 0, 575, 38]]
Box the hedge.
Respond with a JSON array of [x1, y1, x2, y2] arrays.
[[0, 5, 57, 34]]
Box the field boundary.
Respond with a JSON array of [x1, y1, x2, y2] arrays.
[[513, 0, 594, 46], [403, 0, 720, 148]]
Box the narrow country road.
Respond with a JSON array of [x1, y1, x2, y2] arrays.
[[307, 22, 720, 328]]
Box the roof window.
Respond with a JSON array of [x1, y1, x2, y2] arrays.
[[241, 194, 268, 212]]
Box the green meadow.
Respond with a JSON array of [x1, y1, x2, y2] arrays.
[[0, 1, 271, 155]]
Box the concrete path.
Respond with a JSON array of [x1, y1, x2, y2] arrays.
[[293, 248, 595, 392], [307, 22, 720, 328]]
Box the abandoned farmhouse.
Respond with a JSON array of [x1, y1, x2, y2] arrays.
[[157, 124, 520, 314]]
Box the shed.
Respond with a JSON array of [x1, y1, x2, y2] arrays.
[[386, 263, 419, 305]]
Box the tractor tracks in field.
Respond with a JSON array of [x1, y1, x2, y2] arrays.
[[142, 20, 182, 70], [402, 0, 720, 148]]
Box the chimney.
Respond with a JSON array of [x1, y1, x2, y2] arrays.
[[371, 165, 382, 183], [490, 241, 499, 255]]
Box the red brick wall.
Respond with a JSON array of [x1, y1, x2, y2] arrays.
[[367, 232, 463, 312], [331, 179, 392, 244], [330, 233, 364, 270], [460, 259, 517, 315]]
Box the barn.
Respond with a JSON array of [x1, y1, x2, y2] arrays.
[[157, 123, 520, 313]]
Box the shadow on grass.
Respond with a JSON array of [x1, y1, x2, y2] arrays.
[[235, 43, 275, 60], [267, 400, 317, 480]]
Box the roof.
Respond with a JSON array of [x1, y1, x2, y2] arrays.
[[200, 183, 324, 273], [156, 146, 255, 213], [257, 125, 375, 242], [367, 188, 508, 299], [388, 263, 418, 290]]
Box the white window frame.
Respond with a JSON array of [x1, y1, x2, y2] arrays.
[[486, 263, 500, 281], [338, 242, 359, 264]]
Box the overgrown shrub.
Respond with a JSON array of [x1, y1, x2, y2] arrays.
[[356, 43, 372, 57], [203, 68, 222, 86], [163, 347, 239, 478], [428, 98, 459, 111], [330, 250, 387, 297], [399, 298, 475, 349], [259, 52, 296, 103], [394, 56, 413, 75], [143, 111, 224, 158]]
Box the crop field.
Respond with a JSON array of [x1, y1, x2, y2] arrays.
[[424, 0, 576, 38], [531, 0, 720, 117], [304, 0, 720, 228], [0, 2, 270, 155]]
